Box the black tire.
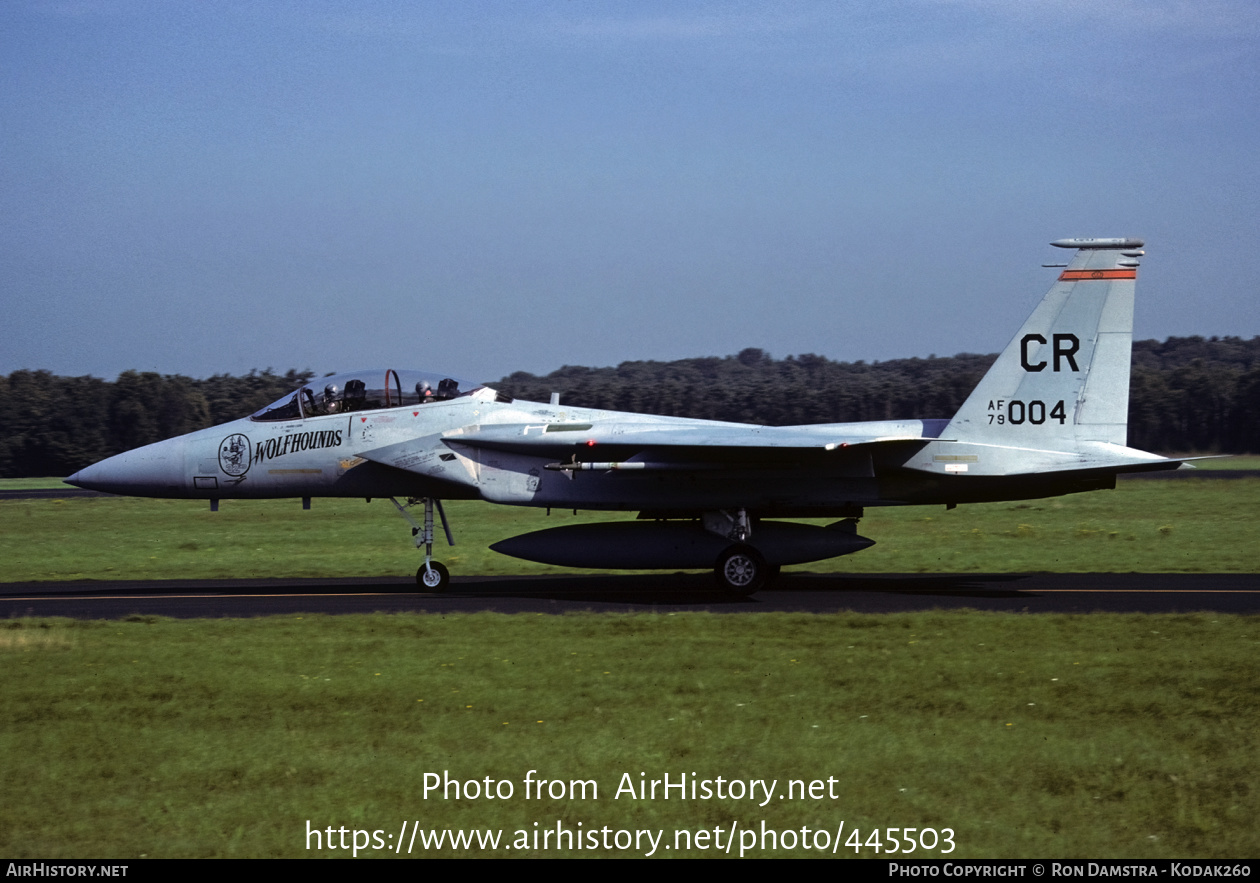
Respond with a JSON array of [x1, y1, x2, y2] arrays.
[[714, 545, 770, 596], [416, 561, 450, 590]]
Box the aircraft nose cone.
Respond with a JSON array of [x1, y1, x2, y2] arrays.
[[64, 437, 188, 497]]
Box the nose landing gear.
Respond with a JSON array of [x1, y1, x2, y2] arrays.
[[389, 497, 455, 590]]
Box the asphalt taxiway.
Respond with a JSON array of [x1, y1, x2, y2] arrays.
[[1, 572, 1257, 618]]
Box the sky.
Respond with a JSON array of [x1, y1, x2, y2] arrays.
[[3, 0, 1258, 384]]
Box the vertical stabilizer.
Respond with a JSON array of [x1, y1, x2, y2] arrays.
[[944, 238, 1143, 450]]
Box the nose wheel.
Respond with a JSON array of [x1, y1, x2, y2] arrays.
[[417, 560, 450, 590]]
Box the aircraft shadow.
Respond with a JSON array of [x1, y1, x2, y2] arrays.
[[439, 571, 1036, 603]]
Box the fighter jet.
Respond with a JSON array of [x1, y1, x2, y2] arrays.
[[67, 238, 1184, 594]]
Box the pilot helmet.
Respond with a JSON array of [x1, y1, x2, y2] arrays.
[[323, 383, 339, 401]]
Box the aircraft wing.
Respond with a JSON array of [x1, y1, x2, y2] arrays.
[[355, 423, 939, 476], [433, 422, 939, 469]]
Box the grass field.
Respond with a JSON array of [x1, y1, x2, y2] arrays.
[[1, 612, 1257, 859], [2, 476, 1259, 582], [1, 479, 1257, 859]]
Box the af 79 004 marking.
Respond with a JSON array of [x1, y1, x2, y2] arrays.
[[988, 400, 1067, 425]]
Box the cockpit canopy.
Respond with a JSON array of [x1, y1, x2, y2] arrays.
[[250, 369, 491, 422]]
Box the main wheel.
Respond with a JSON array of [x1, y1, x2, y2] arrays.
[[714, 545, 771, 596], [416, 561, 450, 590]]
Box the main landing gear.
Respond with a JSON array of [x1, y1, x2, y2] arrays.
[[389, 497, 455, 590], [706, 508, 779, 596]]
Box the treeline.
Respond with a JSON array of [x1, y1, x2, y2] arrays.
[[497, 336, 1260, 455], [1, 337, 1257, 478], [0, 369, 313, 478]]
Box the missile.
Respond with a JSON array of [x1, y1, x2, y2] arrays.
[[545, 460, 646, 471]]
